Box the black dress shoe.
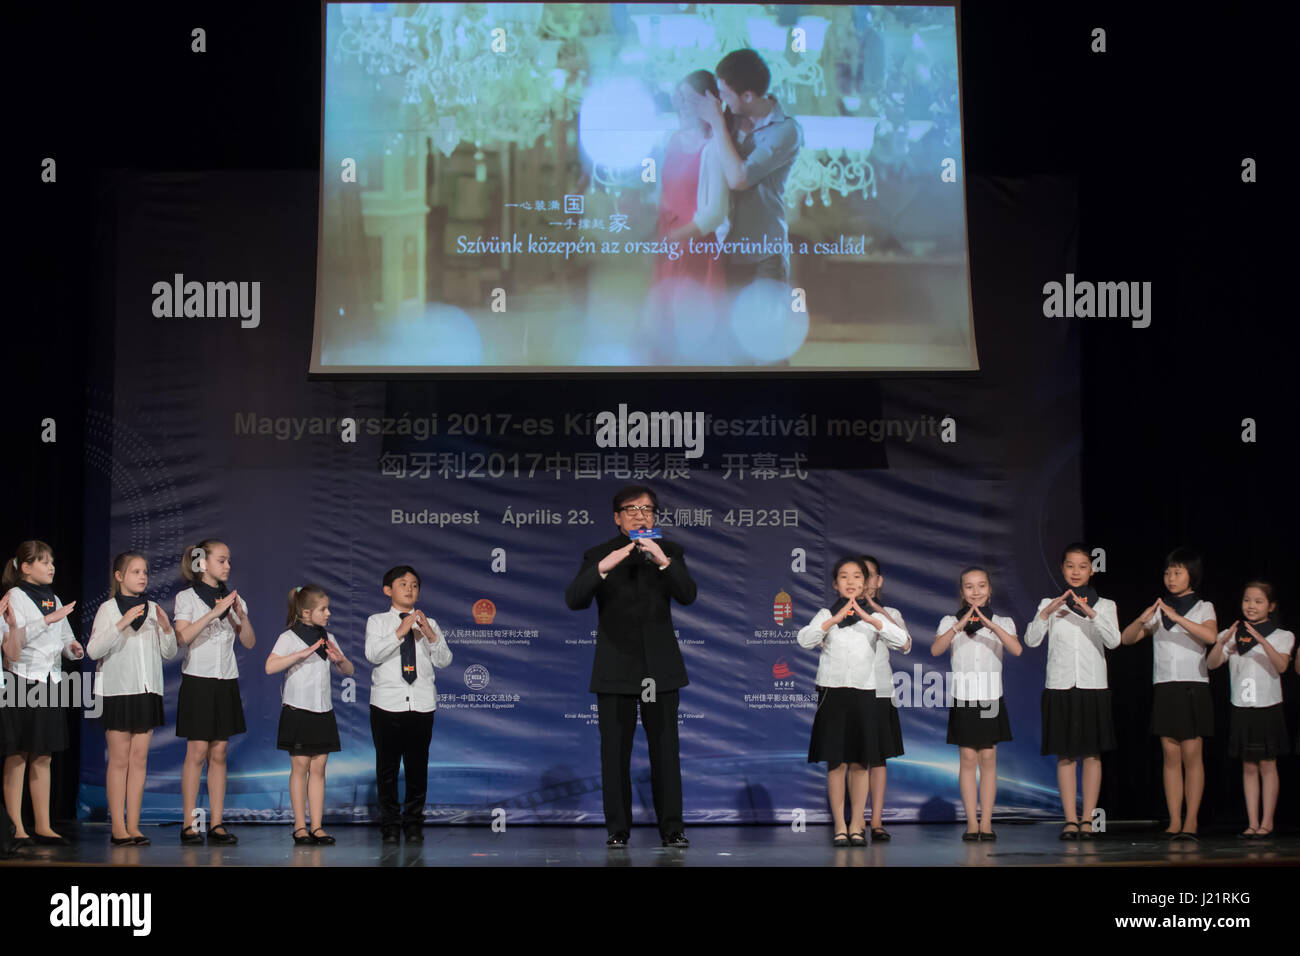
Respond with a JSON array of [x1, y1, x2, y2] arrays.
[[606, 831, 629, 847], [979, 829, 997, 842], [12, 836, 34, 848], [404, 827, 424, 844], [310, 828, 335, 846], [33, 833, 71, 846], [206, 825, 238, 845], [661, 831, 689, 848], [110, 835, 137, 846], [293, 827, 315, 846], [180, 826, 204, 845], [381, 827, 400, 844], [961, 831, 980, 842], [132, 835, 151, 846]]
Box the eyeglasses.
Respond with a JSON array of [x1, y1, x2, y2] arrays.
[[619, 505, 657, 515]]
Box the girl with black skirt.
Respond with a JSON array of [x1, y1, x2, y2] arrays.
[[267, 585, 353, 845], [1121, 547, 1217, 839], [932, 567, 1021, 841], [797, 557, 908, 846], [1208, 581, 1293, 839], [859, 553, 911, 841], [1, 540, 85, 846], [172, 539, 256, 845], [87, 552, 178, 846], [1023, 543, 1120, 840]]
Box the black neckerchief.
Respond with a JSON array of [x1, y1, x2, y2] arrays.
[[17, 581, 58, 616], [114, 592, 149, 631], [1235, 618, 1278, 657], [958, 603, 993, 635], [1064, 584, 1099, 617], [192, 579, 231, 621], [828, 596, 867, 629], [1160, 590, 1199, 630], [290, 621, 329, 660]]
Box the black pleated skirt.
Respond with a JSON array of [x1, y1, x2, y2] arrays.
[[946, 696, 1012, 749], [808, 685, 884, 766], [1041, 687, 1117, 757], [1227, 703, 1290, 760], [276, 705, 340, 756], [101, 692, 166, 733], [1150, 681, 1214, 741], [874, 695, 905, 760], [176, 674, 246, 741], [0, 675, 70, 754]]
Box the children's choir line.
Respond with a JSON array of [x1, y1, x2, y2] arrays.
[[1, 539, 450, 848], [799, 544, 1296, 844], [1, 537, 1296, 848]]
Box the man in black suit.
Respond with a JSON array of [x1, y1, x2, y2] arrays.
[[564, 484, 697, 848]]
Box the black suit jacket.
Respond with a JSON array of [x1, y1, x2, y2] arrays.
[[564, 532, 697, 694]]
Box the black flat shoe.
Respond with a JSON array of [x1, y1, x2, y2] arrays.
[[310, 827, 335, 846], [404, 828, 424, 844], [207, 825, 237, 845], [870, 827, 891, 842], [33, 833, 70, 846], [832, 831, 850, 847], [979, 829, 996, 841], [1254, 827, 1274, 841], [1162, 829, 1180, 840], [961, 831, 980, 842], [180, 826, 204, 845], [1060, 822, 1080, 840], [1174, 831, 1199, 843], [606, 831, 628, 847], [110, 835, 136, 846], [848, 831, 867, 847], [292, 827, 314, 846], [381, 827, 400, 844], [662, 831, 690, 848], [1078, 825, 1096, 841], [131, 835, 151, 846], [12, 837, 34, 848]]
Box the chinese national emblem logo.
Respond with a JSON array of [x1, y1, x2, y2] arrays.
[[472, 599, 496, 624]]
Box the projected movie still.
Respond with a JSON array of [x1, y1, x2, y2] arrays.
[[312, 3, 973, 373]]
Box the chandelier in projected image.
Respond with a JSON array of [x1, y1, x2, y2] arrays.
[[334, 3, 584, 156]]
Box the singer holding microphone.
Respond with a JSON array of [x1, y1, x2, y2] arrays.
[[565, 485, 697, 848]]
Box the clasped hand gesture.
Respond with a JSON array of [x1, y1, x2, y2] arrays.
[[1042, 590, 1096, 620]]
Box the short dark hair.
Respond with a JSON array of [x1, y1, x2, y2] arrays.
[[1060, 542, 1091, 565], [716, 49, 770, 97], [832, 556, 869, 584], [612, 485, 658, 513], [1165, 547, 1203, 590], [383, 565, 421, 589]]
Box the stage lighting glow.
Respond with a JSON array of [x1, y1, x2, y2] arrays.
[[730, 279, 809, 363], [578, 78, 662, 169]]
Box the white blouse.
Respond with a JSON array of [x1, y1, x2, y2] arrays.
[[173, 587, 248, 680], [4, 587, 79, 683], [939, 614, 1017, 702], [364, 608, 453, 713], [87, 599, 178, 697], [272, 629, 341, 713], [1144, 600, 1215, 684], [872, 607, 910, 699], [1023, 597, 1121, 690], [1221, 627, 1294, 709], [797, 607, 908, 691]]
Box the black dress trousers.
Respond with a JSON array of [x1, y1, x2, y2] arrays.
[[369, 706, 436, 828], [597, 689, 682, 836]]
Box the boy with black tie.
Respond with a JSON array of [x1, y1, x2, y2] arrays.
[[365, 566, 453, 843]]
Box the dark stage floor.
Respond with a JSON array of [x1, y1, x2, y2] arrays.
[[4, 822, 1298, 867]]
